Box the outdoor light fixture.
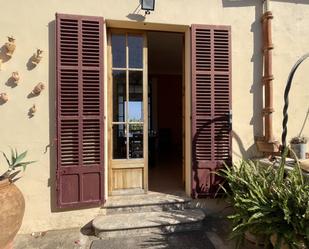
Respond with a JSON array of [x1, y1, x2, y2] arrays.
[[141, 0, 155, 15]]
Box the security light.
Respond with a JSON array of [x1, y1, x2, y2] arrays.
[[141, 0, 155, 14]]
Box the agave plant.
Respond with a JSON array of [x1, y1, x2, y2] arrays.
[[218, 149, 309, 249], [0, 148, 36, 182]]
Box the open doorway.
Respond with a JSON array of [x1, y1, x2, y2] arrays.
[[147, 31, 184, 193]]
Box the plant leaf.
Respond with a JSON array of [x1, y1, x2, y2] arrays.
[[14, 161, 36, 171], [8, 170, 21, 180], [1, 151, 11, 166], [12, 177, 21, 183], [13, 150, 28, 167], [10, 147, 15, 164]]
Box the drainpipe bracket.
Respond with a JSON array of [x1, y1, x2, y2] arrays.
[[262, 75, 274, 84], [263, 44, 274, 51], [262, 11, 274, 21], [262, 107, 275, 115]]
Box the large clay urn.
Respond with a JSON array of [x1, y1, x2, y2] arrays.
[[270, 234, 306, 249], [0, 179, 25, 249]]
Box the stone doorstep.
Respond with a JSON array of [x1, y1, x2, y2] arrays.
[[93, 209, 205, 238], [104, 191, 191, 214], [105, 201, 191, 214]]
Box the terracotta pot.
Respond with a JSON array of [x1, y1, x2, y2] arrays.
[[31, 82, 45, 95], [270, 234, 289, 249], [270, 234, 306, 249], [0, 93, 9, 103], [5, 37, 16, 57], [245, 231, 266, 246], [11, 72, 20, 84], [0, 179, 25, 249], [299, 159, 309, 172], [31, 49, 43, 65]]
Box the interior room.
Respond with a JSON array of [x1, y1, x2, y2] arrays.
[[147, 31, 184, 193]]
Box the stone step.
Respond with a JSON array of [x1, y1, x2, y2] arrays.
[[93, 209, 205, 238], [104, 191, 191, 214]]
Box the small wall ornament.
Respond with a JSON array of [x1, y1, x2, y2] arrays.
[[0, 93, 9, 103], [30, 104, 36, 116], [5, 36, 16, 57], [31, 49, 43, 65], [11, 71, 20, 84], [32, 82, 45, 95]]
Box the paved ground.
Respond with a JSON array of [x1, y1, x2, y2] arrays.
[[14, 198, 262, 249], [14, 215, 263, 249]]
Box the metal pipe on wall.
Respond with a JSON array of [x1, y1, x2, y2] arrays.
[[262, 9, 274, 143], [256, 0, 279, 153]]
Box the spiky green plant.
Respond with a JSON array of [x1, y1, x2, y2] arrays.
[[0, 148, 36, 182], [218, 149, 309, 249]]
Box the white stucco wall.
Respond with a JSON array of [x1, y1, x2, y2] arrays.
[[0, 0, 308, 233]]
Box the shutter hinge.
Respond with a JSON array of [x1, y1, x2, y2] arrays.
[[55, 173, 59, 192]]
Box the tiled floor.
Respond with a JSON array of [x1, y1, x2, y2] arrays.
[[149, 152, 184, 193]]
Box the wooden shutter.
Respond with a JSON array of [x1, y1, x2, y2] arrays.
[[191, 25, 232, 198], [56, 13, 104, 208]]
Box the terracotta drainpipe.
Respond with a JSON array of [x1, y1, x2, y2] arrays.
[[257, 0, 280, 153]]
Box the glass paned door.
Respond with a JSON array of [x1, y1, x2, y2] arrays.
[[109, 31, 148, 194]]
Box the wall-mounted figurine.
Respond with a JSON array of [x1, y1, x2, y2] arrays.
[[31, 49, 43, 65], [32, 82, 45, 95], [28, 104, 36, 118], [30, 104, 36, 115], [5, 36, 16, 57], [0, 93, 9, 103], [11, 71, 20, 84]]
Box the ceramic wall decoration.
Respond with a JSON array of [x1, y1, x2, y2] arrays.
[[0, 93, 9, 103], [29, 104, 36, 116], [11, 72, 20, 84], [5, 36, 16, 57], [32, 82, 45, 95], [31, 49, 43, 65]]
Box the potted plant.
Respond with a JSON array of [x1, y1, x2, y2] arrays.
[[0, 149, 35, 249], [290, 136, 307, 160], [218, 150, 309, 249]]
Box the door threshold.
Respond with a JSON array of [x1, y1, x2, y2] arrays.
[[111, 188, 146, 196], [106, 191, 190, 208]]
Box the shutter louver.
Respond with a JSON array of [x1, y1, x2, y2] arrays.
[[56, 13, 104, 208], [192, 25, 232, 198]]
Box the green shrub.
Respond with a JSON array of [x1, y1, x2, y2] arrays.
[[218, 151, 309, 249]]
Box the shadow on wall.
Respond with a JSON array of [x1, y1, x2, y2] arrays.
[[126, 3, 146, 22], [222, 0, 309, 154], [271, 0, 309, 4], [222, 0, 264, 150], [232, 130, 260, 160], [47, 20, 58, 213]]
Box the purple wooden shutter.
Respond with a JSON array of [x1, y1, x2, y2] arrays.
[[56, 13, 104, 208], [191, 25, 232, 198]]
